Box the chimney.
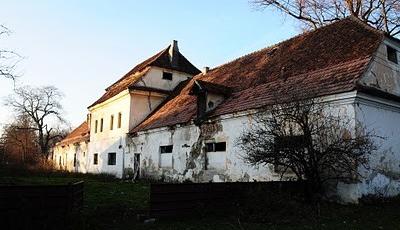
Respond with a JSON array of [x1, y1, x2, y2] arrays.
[[202, 67, 210, 74], [169, 40, 179, 68]]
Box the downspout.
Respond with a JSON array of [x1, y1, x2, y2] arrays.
[[120, 139, 125, 179]]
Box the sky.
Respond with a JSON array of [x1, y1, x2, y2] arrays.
[[0, 0, 299, 129]]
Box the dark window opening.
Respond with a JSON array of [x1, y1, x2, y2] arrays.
[[100, 118, 104, 132], [118, 113, 122, 128], [73, 154, 77, 167], [387, 45, 398, 64], [160, 145, 173, 153], [95, 120, 98, 133], [162, 72, 173, 80], [108, 152, 116, 165], [208, 101, 214, 109], [110, 115, 114, 130], [205, 142, 226, 152], [93, 153, 98, 165]]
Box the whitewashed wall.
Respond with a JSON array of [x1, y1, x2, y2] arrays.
[[88, 90, 131, 177], [360, 38, 400, 96], [53, 141, 89, 173], [134, 67, 192, 91], [337, 95, 400, 202]]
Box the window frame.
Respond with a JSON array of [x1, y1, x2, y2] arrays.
[[118, 112, 122, 128], [162, 71, 173, 81], [160, 145, 173, 154], [205, 142, 227, 152], [387, 45, 398, 64], [110, 115, 114, 130], [108, 152, 116, 165]]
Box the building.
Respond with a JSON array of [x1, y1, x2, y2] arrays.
[[54, 17, 400, 202]]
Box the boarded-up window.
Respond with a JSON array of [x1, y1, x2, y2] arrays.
[[118, 113, 122, 128], [108, 152, 116, 165], [387, 45, 398, 64], [93, 153, 98, 165], [205, 142, 226, 169], [110, 115, 114, 130], [160, 145, 173, 168], [100, 118, 103, 132]]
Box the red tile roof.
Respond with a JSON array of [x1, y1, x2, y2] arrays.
[[131, 17, 384, 133], [88, 44, 200, 108], [57, 122, 90, 146]]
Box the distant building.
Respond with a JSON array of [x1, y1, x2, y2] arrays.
[[54, 17, 400, 202]]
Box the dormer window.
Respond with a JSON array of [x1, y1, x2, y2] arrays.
[[162, 72, 173, 81], [387, 45, 398, 64]]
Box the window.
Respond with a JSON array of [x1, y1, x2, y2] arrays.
[[95, 120, 98, 133], [208, 101, 215, 109], [205, 142, 226, 152], [59, 156, 62, 166], [100, 118, 104, 132], [387, 45, 398, 64], [108, 152, 116, 165], [73, 154, 77, 167], [118, 113, 122, 128], [110, 115, 114, 130], [160, 145, 173, 153], [93, 153, 98, 165], [160, 145, 173, 168], [162, 72, 173, 80]]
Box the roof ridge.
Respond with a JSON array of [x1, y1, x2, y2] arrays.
[[203, 17, 380, 75], [105, 46, 170, 91]]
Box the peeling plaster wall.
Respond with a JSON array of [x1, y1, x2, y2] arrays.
[[360, 38, 400, 96], [131, 115, 295, 183], [337, 96, 400, 202]]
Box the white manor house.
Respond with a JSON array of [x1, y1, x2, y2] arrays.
[[54, 17, 400, 202]]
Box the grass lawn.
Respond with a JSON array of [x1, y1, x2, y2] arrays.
[[1, 172, 400, 229]]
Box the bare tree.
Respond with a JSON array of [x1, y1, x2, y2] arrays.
[[1, 115, 39, 165], [5, 85, 66, 159], [237, 96, 378, 199], [253, 0, 400, 36], [0, 25, 21, 80]]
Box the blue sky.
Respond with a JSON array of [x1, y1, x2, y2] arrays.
[[0, 0, 298, 128]]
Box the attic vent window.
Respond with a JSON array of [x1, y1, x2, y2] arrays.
[[162, 72, 173, 81], [208, 101, 215, 109], [387, 45, 398, 64]]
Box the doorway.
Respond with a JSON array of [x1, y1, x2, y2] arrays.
[[133, 153, 140, 180]]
